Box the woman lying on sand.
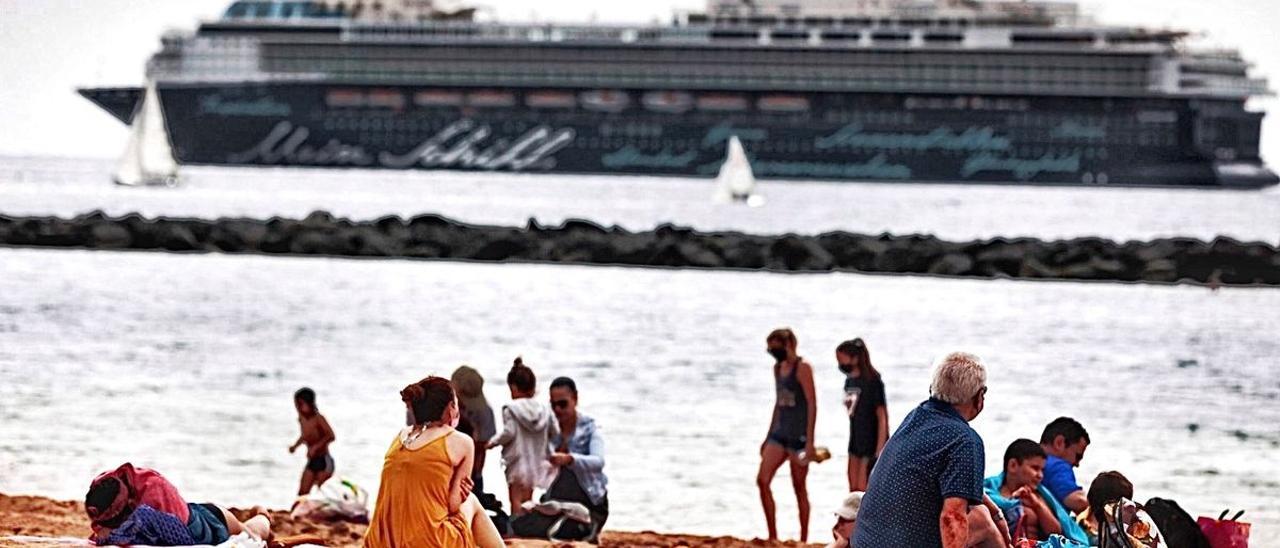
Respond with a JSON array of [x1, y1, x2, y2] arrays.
[[84, 463, 270, 546], [363, 376, 504, 548]]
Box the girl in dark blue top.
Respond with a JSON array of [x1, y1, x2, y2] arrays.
[[757, 328, 818, 543]]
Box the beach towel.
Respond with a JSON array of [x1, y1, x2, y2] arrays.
[[984, 474, 1090, 546]]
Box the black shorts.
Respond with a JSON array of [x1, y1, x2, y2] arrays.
[[767, 432, 807, 453], [306, 452, 334, 474]]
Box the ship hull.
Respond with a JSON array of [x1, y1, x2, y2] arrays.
[[85, 83, 1278, 188]]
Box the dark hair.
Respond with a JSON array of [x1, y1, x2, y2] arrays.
[[549, 376, 578, 396], [85, 477, 129, 528], [1041, 417, 1090, 446], [294, 387, 317, 408], [767, 328, 798, 350], [507, 357, 536, 393], [836, 338, 880, 380], [1088, 471, 1134, 522], [1003, 438, 1047, 470], [401, 376, 455, 425]]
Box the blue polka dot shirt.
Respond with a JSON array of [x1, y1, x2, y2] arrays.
[[852, 398, 985, 548]]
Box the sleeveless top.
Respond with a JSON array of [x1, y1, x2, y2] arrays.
[[770, 359, 809, 442], [363, 430, 475, 548]]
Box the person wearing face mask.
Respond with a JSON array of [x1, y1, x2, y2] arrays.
[[836, 338, 888, 492], [364, 376, 504, 548], [757, 327, 819, 543]]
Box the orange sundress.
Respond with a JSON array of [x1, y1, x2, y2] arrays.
[[364, 431, 475, 548]]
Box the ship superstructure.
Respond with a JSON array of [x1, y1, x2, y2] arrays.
[[80, 0, 1276, 187]]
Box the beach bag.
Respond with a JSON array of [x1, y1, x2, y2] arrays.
[[1099, 499, 1165, 548], [289, 479, 369, 524], [1144, 498, 1209, 548], [1198, 510, 1250, 548]]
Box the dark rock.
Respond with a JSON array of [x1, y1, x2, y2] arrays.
[[289, 230, 342, 255], [88, 222, 132, 249], [473, 233, 533, 261], [928, 253, 975, 276], [155, 222, 201, 252], [768, 235, 834, 271], [301, 210, 336, 228], [645, 240, 722, 268], [346, 226, 402, 256], [2, 212, 1278, 287], [1141, 259, 1179, 282], [373, 216, 409, 241], [558, 218, 609, 235], [209, 220, 269, 253]]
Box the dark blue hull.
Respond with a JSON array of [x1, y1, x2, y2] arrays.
[[83, 83, 1278, 187]]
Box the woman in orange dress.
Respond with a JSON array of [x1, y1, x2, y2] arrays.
[[364, 376, 505, 548]]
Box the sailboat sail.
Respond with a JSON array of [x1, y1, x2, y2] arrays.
[[713, 135, 761, 205], [113, 81, 178, 186]]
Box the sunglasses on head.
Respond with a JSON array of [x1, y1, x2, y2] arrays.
[[552, 399, 571, 409]]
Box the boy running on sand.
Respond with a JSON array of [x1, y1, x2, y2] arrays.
[[289, 387, 337, 496]]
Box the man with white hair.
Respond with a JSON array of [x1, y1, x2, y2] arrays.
[[852, 352, 1010, 548]]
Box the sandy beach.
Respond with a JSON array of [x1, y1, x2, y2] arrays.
[[0, 494, 821, 548]]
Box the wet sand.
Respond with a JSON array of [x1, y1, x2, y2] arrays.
[[0, 494, 821, 548]]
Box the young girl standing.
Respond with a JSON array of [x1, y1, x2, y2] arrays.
[[486, 357, 556, 516], [836, 338, 888, 492]]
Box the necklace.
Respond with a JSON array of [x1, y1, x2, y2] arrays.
[[403, 422, 447, 446]]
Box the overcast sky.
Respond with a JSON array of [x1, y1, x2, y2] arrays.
[[0, 0, 1275, 163]]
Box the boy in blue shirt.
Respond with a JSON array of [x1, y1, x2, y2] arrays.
[[1039, 417, 1091, 514]]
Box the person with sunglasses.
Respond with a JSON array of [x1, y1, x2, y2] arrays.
[[510, 376, 610, 541]]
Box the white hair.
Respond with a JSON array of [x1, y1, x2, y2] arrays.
[[929, 352, 987, 404]]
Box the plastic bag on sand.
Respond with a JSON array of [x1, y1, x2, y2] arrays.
[[290, 479, 370, 524]]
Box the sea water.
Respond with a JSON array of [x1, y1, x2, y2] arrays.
[[0, 157, 1278, 543], [2, 156, 1279, 242]]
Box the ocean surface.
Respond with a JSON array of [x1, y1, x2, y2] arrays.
[[2, 156, 1279, 242], [1, 156, 1278, 544]]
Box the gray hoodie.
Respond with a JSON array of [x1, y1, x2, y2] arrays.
[[490, 398, 558, 489]]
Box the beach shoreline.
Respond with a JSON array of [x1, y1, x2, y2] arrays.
[[0, 493, 822, 548]]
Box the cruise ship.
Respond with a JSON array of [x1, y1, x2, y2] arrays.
[[80, 0, 1278, 187]]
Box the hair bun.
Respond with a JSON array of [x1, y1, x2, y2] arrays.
[[512, 356, 524, 369], [400, 383, 426, 402]]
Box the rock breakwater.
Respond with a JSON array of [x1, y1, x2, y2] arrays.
[[1, 211, 1276, 286]]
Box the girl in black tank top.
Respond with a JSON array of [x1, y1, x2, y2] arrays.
[[756, 328, 818, 543]]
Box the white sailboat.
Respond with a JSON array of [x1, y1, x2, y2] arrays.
[[712, 135, 764, 207], [113, 81, 179, 187]]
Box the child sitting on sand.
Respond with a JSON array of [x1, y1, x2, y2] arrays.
[[486, 357, 557, 516], [288, 387, 337, 496]]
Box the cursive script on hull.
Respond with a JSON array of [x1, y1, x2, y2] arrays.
[[227, 120, 576, 172], [379, 120, 575, 171]]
